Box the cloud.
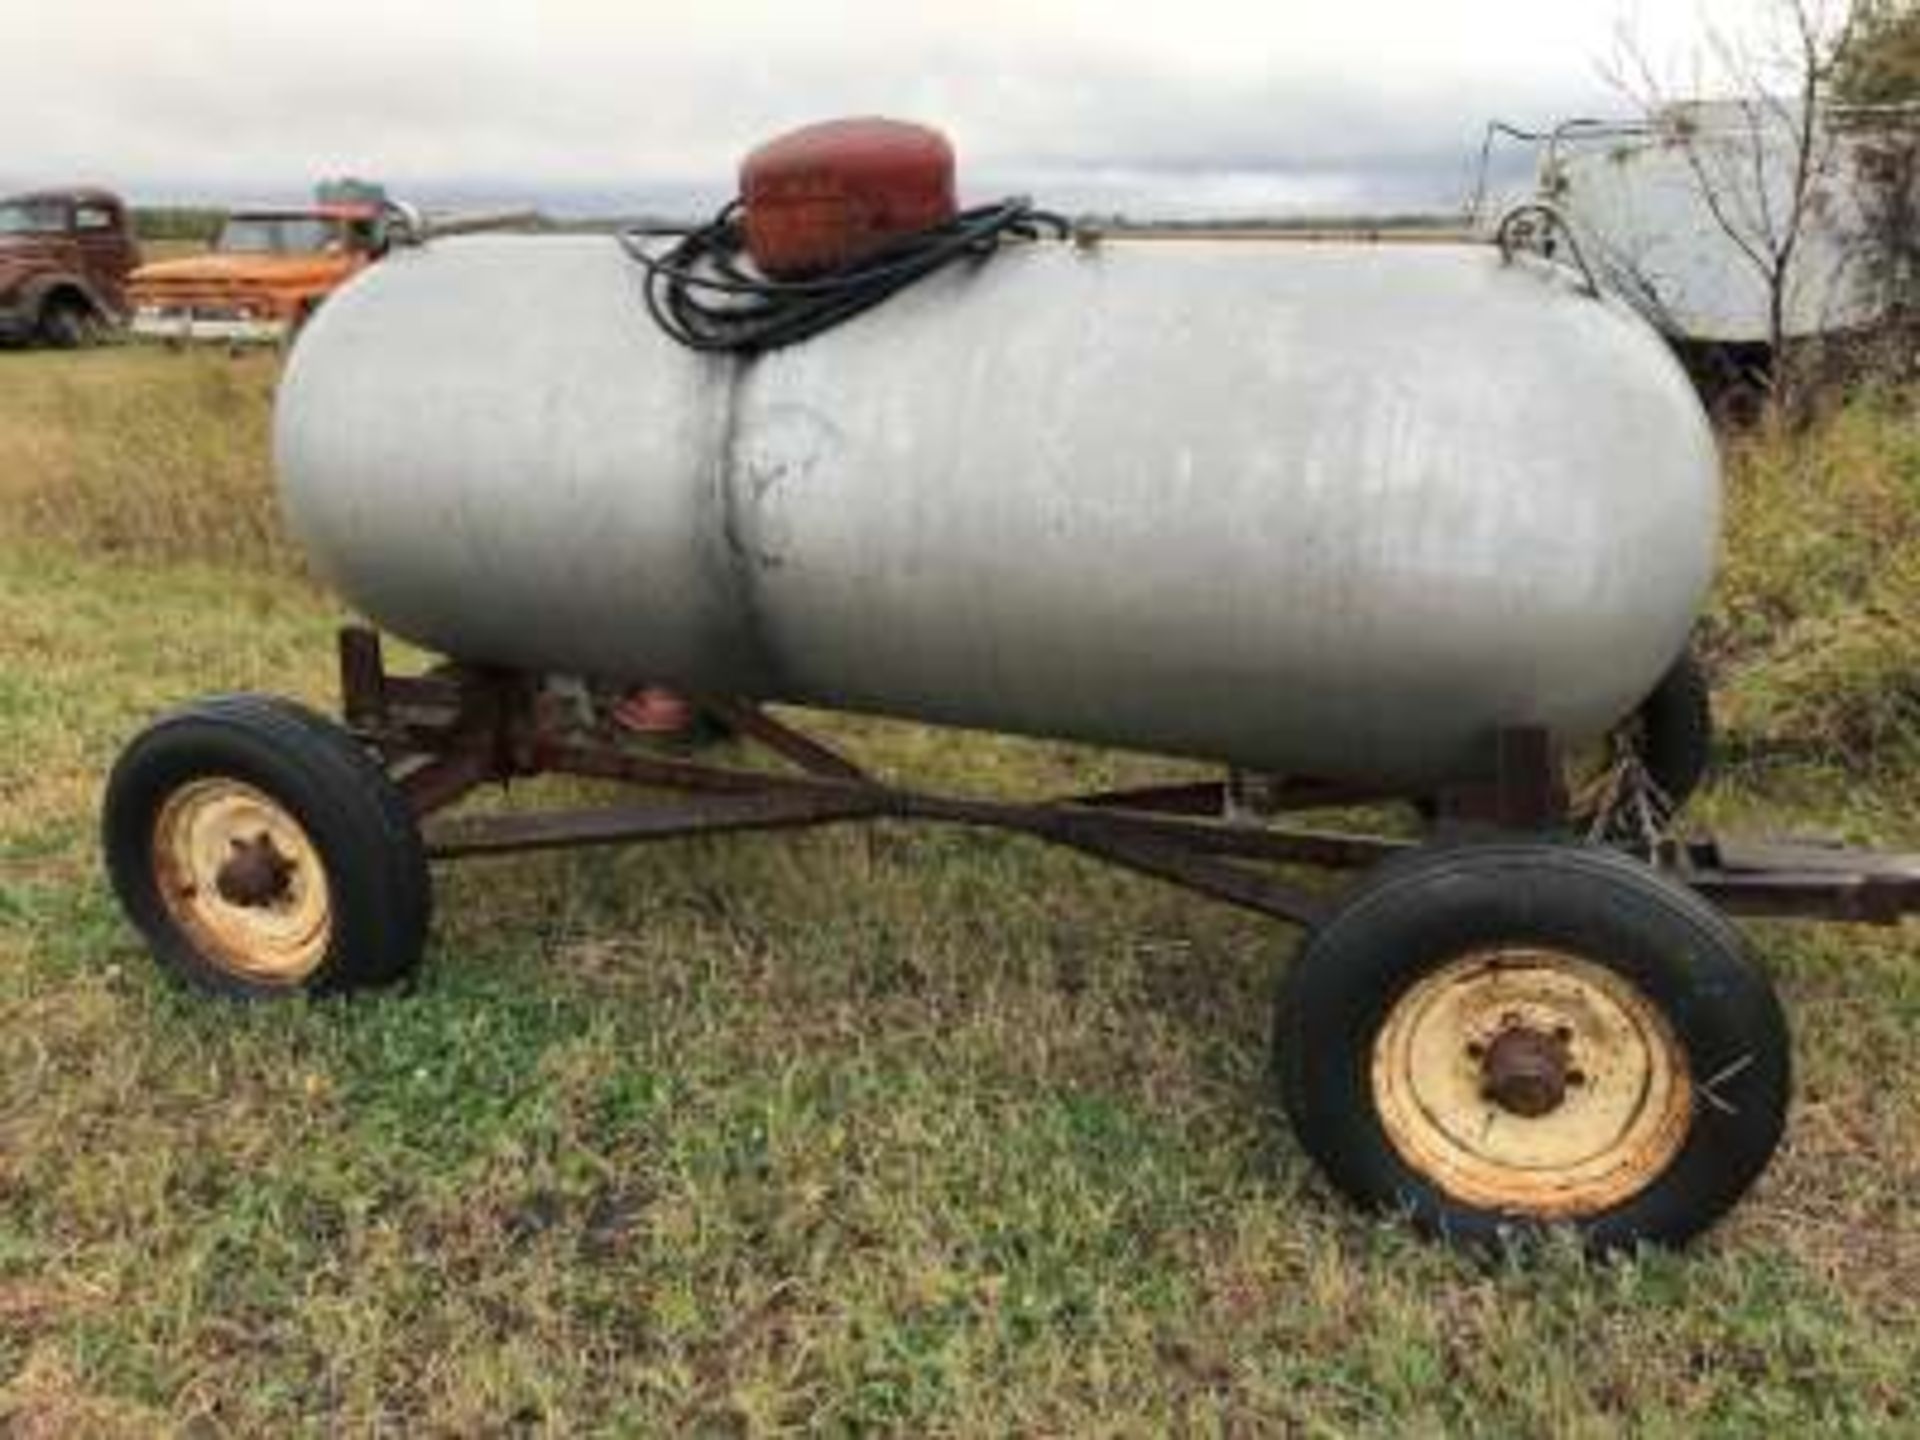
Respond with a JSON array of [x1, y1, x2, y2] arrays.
[[4, 0, 1730, 214]]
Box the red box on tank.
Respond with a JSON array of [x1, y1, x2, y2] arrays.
[[740, 117, 958, 279]]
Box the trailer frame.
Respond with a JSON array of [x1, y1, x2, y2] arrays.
[[336, 627, 1920, 931]]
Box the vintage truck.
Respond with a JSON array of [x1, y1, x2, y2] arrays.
[[0, 187, 141, 347], [127, 200, 390, 346]]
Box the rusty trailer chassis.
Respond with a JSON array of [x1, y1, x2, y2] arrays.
[[338, 628, 1920, 930], [96, 626, 1920, 1252]]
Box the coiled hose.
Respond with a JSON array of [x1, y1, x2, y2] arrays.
[[618, 197, 1071, 355]]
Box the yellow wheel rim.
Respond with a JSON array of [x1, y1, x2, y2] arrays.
[[151, 778, 332, 985], [1372, 948, 1691, 1219]]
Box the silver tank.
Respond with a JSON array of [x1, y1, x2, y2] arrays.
[[276, 235, 1719, 786]]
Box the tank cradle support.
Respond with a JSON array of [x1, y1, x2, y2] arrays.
[[337, 627, 1920, 930]]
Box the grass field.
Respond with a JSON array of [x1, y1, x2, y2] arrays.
[[1, 346, 1917, 1435]]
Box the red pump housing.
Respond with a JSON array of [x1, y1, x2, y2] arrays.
[[740, 117, 958, 279]]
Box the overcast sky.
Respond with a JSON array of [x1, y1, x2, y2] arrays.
[[9, 1, 1777, 218]]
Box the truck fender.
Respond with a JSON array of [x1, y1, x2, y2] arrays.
[[20, 271, 112, 322]]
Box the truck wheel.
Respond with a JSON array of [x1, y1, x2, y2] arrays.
[[103, 695, 431, 999], [1275, 842, 1788, 1251], [39, 298, 94, 349]]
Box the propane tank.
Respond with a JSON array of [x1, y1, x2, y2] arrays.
[[741, 117, 958, 277], [277, 235, 1719, 788]]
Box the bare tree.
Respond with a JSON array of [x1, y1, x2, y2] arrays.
[[1606, 0, 1862, 406]]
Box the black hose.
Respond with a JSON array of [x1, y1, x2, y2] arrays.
[[619, 197, 1072, 355]]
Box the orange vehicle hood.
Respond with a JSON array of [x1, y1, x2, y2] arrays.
[[130, 252, 355, 291]]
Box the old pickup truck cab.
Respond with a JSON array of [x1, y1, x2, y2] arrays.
[[0, 187, 141, 346], [128, 201, 388, 345]]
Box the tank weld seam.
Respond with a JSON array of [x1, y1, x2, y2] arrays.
[[712, 355, 789, 695]]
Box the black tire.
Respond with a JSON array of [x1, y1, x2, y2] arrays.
[[38, 298, 92, 350], [1621, 649, 1714, 811], [103, 694, 430, 999], [1276, 842, 1789, 1251]]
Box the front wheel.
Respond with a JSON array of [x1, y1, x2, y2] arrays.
[[103, 694, 431, 999], [39, 299, 95, 349], [1275, 842, 1788, 1251]]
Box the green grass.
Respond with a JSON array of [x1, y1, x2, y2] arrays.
[[0, 351, 1917, 1433], [0, 347, 289, 574]]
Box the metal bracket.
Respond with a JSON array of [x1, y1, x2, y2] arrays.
[[1433, 725, 1570, 832]]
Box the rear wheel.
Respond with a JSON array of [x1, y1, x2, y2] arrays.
[[1571, 650, 1713, 825], [1275, 842, 1788, 1250], [38, 298, 95, 349], [103, 695, 430, 998]]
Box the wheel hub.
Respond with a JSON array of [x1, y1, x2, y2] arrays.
[[151, 778, 332, 984], [215, 831, 298, 908], [1372, 947, 1692, 1219], [1479, 1023, 1574, 1118]]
